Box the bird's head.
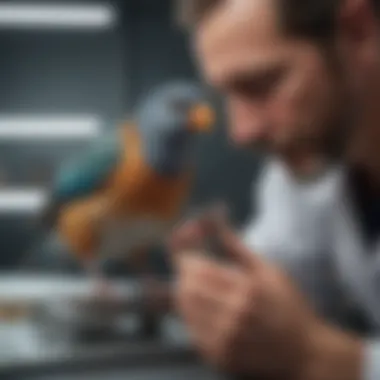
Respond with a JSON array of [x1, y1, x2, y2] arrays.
[[137, 81, 215, 138], [136, 81, 216, 176]]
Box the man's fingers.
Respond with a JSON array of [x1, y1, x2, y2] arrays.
[[168, 202, 229, 252], [168, 202, 262, 271], [178, 253, 242, 291], [175, 255, 239, 347], [167, 219, 206, 254], [185, 202, 262, 270]]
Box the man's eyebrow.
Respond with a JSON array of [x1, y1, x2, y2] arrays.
[[220, 63, 288, 92]]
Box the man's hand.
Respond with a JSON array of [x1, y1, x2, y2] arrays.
[[168, 218, 363, 379]]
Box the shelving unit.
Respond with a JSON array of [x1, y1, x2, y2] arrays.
[[0, 1, 124, 267]]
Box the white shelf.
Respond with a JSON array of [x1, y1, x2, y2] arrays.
[[0, 188, 47, 214], [0, 115, 102, 141], [0, 3, 117, 30]]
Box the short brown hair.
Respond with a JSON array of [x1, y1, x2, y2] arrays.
[[176, 0, 380, 42]]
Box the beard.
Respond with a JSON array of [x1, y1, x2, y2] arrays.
[[247, 99, 355, 180], [287, 67, 357, 177]]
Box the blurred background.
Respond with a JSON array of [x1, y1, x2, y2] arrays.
[[0, 1, 262, 378], [0, 0, 261, 271]]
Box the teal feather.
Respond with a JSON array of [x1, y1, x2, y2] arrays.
[[54, 133, 122, 203]]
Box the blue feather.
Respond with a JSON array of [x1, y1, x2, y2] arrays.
[[54, 133, 122, 203]]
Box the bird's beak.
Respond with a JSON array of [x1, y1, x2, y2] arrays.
[[188, 103, 215, 133]]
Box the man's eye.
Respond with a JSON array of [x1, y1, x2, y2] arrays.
[[241, 78, 275, 98]]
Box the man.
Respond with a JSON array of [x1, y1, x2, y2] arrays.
[[169, 0, 380, 379]]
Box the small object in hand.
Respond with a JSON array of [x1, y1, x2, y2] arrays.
[[190, 201, 230, 261]]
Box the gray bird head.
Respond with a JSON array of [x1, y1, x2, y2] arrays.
[[136, 81, 216, 177], [137, 81, 215, 137]]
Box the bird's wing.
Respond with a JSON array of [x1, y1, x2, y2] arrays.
[[54, 132, 123, 203]]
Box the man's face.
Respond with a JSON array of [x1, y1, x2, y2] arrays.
[[194, 0, 355, 164]]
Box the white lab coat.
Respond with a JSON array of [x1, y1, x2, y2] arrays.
[[242, 160, 380, 380], [243, 160, 345, 318]]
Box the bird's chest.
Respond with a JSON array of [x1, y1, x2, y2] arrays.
[[111, 159, 191, 219], [105, 126, 192, 220]]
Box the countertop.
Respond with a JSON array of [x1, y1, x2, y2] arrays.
[[0, 274, 219, 379]]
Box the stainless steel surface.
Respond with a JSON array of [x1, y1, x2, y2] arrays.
[[0, 274, 174, 340], [23, 365, 222, 380], [0, 274, 190, 377], [0, 339, 196, 374], [0, 275, 138, 353]]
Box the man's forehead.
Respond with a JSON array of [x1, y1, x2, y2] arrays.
[[194, 0, 287, 86], [196, 0, 279, 47]]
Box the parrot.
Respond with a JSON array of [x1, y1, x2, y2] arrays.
[[40, 81, 215, 294]]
